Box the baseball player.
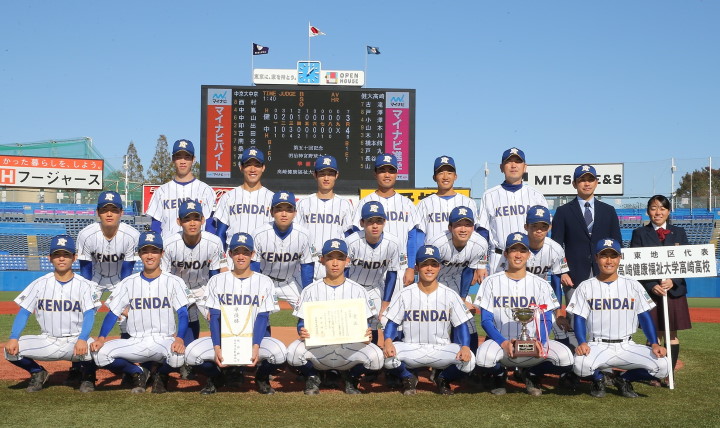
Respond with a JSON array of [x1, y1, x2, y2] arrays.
[[476, 147, 548, 275], [91, 231, 192, 394], [4, 235, 99, 393], [146, 139, 217, 239], [383, 245, 476, 395], [426, 206, 488, 354], [287, 238, 384, 395], [567, 238, 670, 398], [183, 232, 287, 395], [474, 233, 573, 396], [214, 147, 274, 248], [416, 155, 478, 243], [74, 190, 139, 384], [345, 201, 401, 343], [296, 155, 354, 280], [161, 199, 226, 345], [352, 153, 420, 295], [251, 191, 314, 309]]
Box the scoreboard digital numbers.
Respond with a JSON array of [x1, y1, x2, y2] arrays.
[[201, 85, 415, 193]]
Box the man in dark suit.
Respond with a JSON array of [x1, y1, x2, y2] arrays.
[[551, 165, 622, 352]]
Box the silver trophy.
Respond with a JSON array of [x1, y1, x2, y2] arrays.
[[510, 307, 540, 357]]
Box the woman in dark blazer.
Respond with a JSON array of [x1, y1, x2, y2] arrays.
[[629, 195, 691, 384]]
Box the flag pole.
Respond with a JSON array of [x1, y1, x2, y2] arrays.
[[308, 21, 311, 60], [364, 47, 368, 87], [251, 45, 254, 85]]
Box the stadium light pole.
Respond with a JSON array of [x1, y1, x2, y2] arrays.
[[670, 157, 676, 211], [709, 157, 713, 212]]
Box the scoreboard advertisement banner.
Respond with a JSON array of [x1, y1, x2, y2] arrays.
[[525, 163, 624, 196], [201, 85, 416, 193], [0, 155, 103, 190], [359, 188, 472, 205]]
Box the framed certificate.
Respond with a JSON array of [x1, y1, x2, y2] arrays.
[[220, 305, 253, 365], [304, 298, 368, 347]]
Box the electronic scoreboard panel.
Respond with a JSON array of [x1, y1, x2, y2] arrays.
[[201, 85, 415, 193]]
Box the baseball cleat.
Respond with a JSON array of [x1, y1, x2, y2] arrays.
[[490, 373, 507, 395], [200, 376, 220, 395], [522, 371, 542, 396], [78, 371, 96, 393], [590, 377, 606, 398], [130, 367, 150, 394], [559, 372, 580, 392], [27, 369, 49, 393], [342, 372, 362, 395], [256, 376, 275, 395], [64, 367, 82, 387], [614, 377, 639, 398], [401, 375, 418, 395], [304, 375, 321, 395], [151, 372, 169, 394], [436, 377, 453, 395], [179, 364, 195, 380]]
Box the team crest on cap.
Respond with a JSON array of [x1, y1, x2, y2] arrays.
[[425, 247, 435, 255], [440, 156, 449, 164], [535, 208, 545, 217], [249, 149, 257, 156], [57, 238, 67, 247], [458, 208, 467, 215], [145, 233, 156, 242], [105, 193, 115, 201], [604, 239, 614, 247], [330, 240, 341, 249], [187, 202, 196, 209], [513, 233, 523, 242], [369, 204, 379, 212], [238, 235, 247, 243], [510, 148, 518, 155], [384, 155, 392, 162], [279, 192, 289, 200], [322, 157, 331, 165], [582, 165, 591, 172], [178, 141, 188, 148]]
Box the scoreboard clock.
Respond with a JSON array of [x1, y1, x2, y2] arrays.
[[297, 61, 321, 84]]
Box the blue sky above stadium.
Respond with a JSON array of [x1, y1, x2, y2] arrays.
[[0, 0, 718, 197]]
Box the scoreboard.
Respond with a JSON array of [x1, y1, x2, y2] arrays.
[[201, 85, 415, 193]]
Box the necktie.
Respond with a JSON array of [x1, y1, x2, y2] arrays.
[[584, 202, 593, 230], [657, 227, 670, 242]]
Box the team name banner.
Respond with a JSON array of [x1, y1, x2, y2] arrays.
[[303, 298, 368, 347], [619, 244, 717, 280], [220, 305, 253, 365]]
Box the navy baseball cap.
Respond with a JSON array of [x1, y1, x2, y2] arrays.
[[228, 232, 254, 252], [50, 234, 76, 255], [448, 206, 474, 224], [172, 139, 195, 156], [434, 155, 456, 173], [178, 199, 203, 219], [501, 147, 526, 163], [416, 245, 441, 264], [315, 155, 338, 172], [526, 205, 551, 225], [97, 191, 123, 211], [322, 239, 348, 257], [595, 238, 622, 255], [241, 147, 265, 165], [361, 201, 387, 220], [138, 231, 163, 251], [374, 153, 398, 170], [271, 191, 296, 208], [574, 164, 597, 181], [505, 232, 530, 251]]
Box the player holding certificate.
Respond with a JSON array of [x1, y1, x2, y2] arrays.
[[287, 239, 384, 395]]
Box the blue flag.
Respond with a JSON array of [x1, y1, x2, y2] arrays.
[[253, 43, 269, 55], [367, 46, 381, 55]]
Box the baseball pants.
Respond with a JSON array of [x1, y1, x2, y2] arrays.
[[287, 340, 384, 371], [184, 336, 287, 366], [94, 336, 183, 368], [476, 339, 574, 369], [5, 335, 94, 362], [573, 340, 670, 379], [385, 343, 476, 373]]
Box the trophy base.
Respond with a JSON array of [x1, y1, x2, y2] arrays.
[[513, 340, 540, 358]]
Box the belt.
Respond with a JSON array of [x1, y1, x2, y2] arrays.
[[268, 276, 288, 283], [494, 248, 503, 255], [596, 338, 629, 343]]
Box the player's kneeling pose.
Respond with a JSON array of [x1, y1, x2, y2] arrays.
[[474, 233, 573, 396], [568, 238, 670, 398], [91, 232, 192, 394], [383, 245, 476, 395], [287, 239, 384, 395], [183, 232, 287, 395], [5, 235, 100, 393]]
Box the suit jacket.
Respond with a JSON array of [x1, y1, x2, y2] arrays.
[[629, 223, 689, 297], [550, 198, 622, 286]]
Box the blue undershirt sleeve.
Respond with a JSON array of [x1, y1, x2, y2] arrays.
[[297, 318, 305, 335], [204, 217, 216, 234], [383, 271, 397, 302], [416, 229, 426, 247], [250, 261, 261, 273], [574, 314, 588, 345], [638, 311, 659, 345], [9, 308, 32, 340], [120, 261, 135, 280], [150, 218, 162, 235], [460, 267, 475, 298], [99, 311, 119, 337], [481, 308, 507, 344], [454, 322, 470, 347], [216, 221, 229, 251], [344, 227, 357, 238], [208, 269, 220, 279], [550, 274, 562, 302], [475, 226, 490, 244], [209, 309, 221, 347], [79, 308, 96, 341], [406, 227, 419, 267], [253, 312, 269, 346], [300, 263, 314, 288], [79, 260, 93, 281], [384, 320, 399, 341], [176, 306, 189, 340]]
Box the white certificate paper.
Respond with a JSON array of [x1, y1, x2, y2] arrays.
[[220, 305, 253, 365], [304, 298, 368, 347]]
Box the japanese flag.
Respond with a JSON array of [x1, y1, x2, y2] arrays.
[[309, 25, 325, 37]]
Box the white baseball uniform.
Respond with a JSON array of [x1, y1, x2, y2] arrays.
[[296, 193, 354, 279], [287, 278, 384, 371], [252, 223, 313, 309], [383, 283, 476, 373], [352, 192, 419, 299], [76, 222, 140, 291], [476, 184, 548, 273], [161, 231, 226, 322], [184, 271, 287, 367], [416, 193, 478, 243], [345, 230, 401, 329], [213, 186, 274, 242], [93, 271, 193, 368], [5, 273, 99, 363], [146, 179, 217, 240], [567, 275, 670, 379], [474, 271, 573, 369]]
